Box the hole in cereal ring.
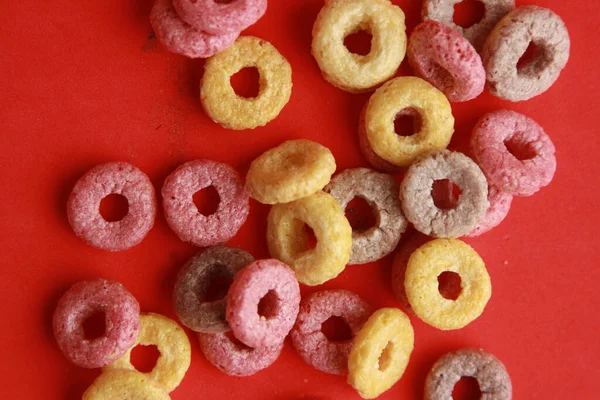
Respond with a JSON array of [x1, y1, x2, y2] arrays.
[[517, 42, 546, 73], [345, 197, 377, 232], [302, 223, 318, 252], [258, 290, 279, 320], [131, 344, 161, 373], [438, 271, 462, 300], [99, 194, 129, 222], [225, 330, 253, 351], [344, 28, 373, 56], [394, 108, 422, 137], [452, 376, 482, 400], [202, 270, 234, 303], [426, 62, 455, 93], [378, 341, 394, 372], [504, 135, 537, 161], [431, 179, 462, 210], [193, 186, 221, 216], [453, 0, 485, 29], [230, 67, 261, 99], [321, 316, 353, 343], [82, 311, 106, 340]]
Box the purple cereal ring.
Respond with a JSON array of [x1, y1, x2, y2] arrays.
[[198, 331, 283, 376], [408, 20, 485, 102], [53, 279, 140, 368], [466, 186, 512, 236], [67, 162, 156, 252], [290, 290, 372, 375], [391, 233, 431, 312], [471, 110, 556, 196], [226, 259, 300, 348], [162, 160, 250, 247], [173, 0, 267, 35], [173, 246, 254, 333], [150, 0, 239, 59]]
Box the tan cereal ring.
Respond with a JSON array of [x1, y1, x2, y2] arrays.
[[82, 369, 170, 400], [201, 36, 292, 130], [312, 0, 407, 93]]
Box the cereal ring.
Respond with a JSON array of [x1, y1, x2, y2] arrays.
[[83, 370, 170, 400], [466, 186, 512, 236], [67, 162, 156, 252], [53, 279, 140, 369], [173, 0, 267, 35], [312, 0, 407, 92], [405, 239, 492, 330], [150, 0, 239, 59], [201, 36, 292, 130], [162, 159, 249, 247], [425, 348, 512, 400], [246, 140, 336, 205], [360, 77, 455, 169], [173, 246, 254, 333], [105, 313, 191, 392], [198, 332, 283, 376], [226, 259, 300, 348], [422, 0, 515, 51], [290, 290, 372, 375], [408, 20, 485, 102], [471, 110, 557, 196], [324, 168, 408, 264], [267, 191, 352, 286], [400, 150, 489, 238], [391, 233, 431, 311], [483, 6, 570, 102], [348, 308, 414, 399]]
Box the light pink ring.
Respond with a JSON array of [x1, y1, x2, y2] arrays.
[[173, 0, 267, 35]]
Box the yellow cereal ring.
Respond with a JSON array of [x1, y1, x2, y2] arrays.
[[201, 36, 292, 130], [405, 239, 491, 330], [312, 0, 407, 93], [246, 139, 336, 204], [83, 369, 170, 400], [348, 308, 414, 399], [267, 191, 352, 286], [105, 313, 191, 392], [363, 76, 454, 167]]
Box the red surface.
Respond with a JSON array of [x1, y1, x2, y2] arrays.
[[1, 0, 598, 398]]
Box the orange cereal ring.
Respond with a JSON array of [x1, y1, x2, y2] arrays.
[[267, 191, 352, 286], [82, 369, 170, 400], [312, 0, 407, 93], [201, 36, 292, 130], [347, 308, 414, 399], [405, 239, 491, 330], [246, 139, 336, 205]]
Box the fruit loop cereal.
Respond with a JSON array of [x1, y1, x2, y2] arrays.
[[391, 233, 431, 311], [82, 370, 170, 400], [466, 186, 513, 236], [173, 0, 267, 35]]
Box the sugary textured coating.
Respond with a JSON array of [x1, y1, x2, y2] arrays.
[[201, 36, 292, 130], [400, 150, 489, 238], [347, 308, 414, 399], [198, 332, 283, 376], [290, 290, 372, 375], [483, 6, 570, 102], [422, 0, 515, 51], [425, 348, 512, 400], [391, 233, 431, 312], [246, 140, 336, 205], [53, 279, 140, 368], [105, 313, 191, 392], [405, 239, 492, 330], [312, 0, 407, 93], [324, 168, 408, 264], [466, 186, 512, 236], [226, 259, 300, 348], [408, 20, 485, 102], [173, 246, 254, 333], [267, 191, 352, 286], [362, 77, 455, 169], [162, 159, 249, 247], [150, 0, 239, 59], [471, 110, 557, 196], [67, 162, 156, 252], [82, 370, 170, 400], [173, 0, 267, 35]]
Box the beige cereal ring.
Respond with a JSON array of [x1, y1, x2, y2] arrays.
[[83, 369, 170, 400]]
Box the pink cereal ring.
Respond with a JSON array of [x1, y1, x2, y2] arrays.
[[53, 279, 141, 368], [67, 162, 156, 252], [290, 290, 372, 375], [173, 0, 267, 35], [466, 186, 513, 237], [471, 110, 556, 196], [408, 20, 485, 102], [162, 160, 250, 247], [150, 0, 239, 59], [226, 259, 300, 348]]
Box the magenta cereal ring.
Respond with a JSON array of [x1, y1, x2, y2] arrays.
[[162, 159, 250, 247], [471, 110, 556, 196], [150, 0, 239, 59], [67, 162, 156, 252], [226, 259, 300, 348], [173, 0, 267, 35], [173, 246, 254, 333], [53, 279, 140, 368], [290, 290, 372, 375], [466, 186, 512, 237], [408, 21, 485, 102], [198, 332, 283, 376]]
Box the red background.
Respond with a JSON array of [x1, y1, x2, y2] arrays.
[[1, 0, 598, 398]]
